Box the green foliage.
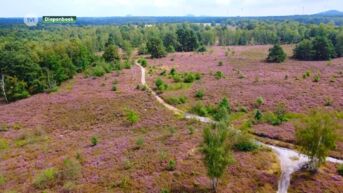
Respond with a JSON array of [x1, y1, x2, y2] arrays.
[[176, 27, 199, 52], [103, 45, 120, 62], [61, 158, 82, 181], [338, 164, 343, 176], [254, 109, 263, 121], [190, 103, 211, 117], [294, 36, 336, 61], [201, 125, 234, 192], [313, 74, 321, 82], [166, 159, 176, 171], [135, 137, 144, 149], [295, 110, 339, 171], [0, 174, 5, 185], [267, 44, 287, 63], [165, 96, 187, 105], [33, 167, 58, 189], [195, 90, 205, 100], [147, 37, 167, 58], [126, 109, 140, 125], [5, 76, 30, 101], [234, 133, 258, 152], [160, 188, 170, 193], [138, 58, 148, 67], [0, 138, 8, 151], [91, 136, 98, 146], [214, 71, 224, 80], [155, 78, 168, 91], [197, 45, 207, 52], [255, 96, 264, 107]]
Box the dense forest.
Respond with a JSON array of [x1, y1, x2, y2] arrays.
[[1, 21, 343, 101]]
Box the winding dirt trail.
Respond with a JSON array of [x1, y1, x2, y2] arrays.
[[135, 62, 343, 193]]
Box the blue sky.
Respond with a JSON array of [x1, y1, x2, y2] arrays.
[[1, 0, 342, 17]]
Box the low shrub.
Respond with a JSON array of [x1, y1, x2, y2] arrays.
[[91, 136, 98, 146], [254, 109, 263, 121], [155, 78, 168, 91], [214, 71, 224, 79], [61, 158, 82, 181], [166, 159, 176, 171], [135, 137, 144, 149], [338, 164, 343, 176], [33, 168, 58, 189], [126, 109, 140, 125], [255, 96, 264, 107], [165, 96, 187, 105], [160, 188, 171, 193], [313, 74, 320, 82], [234, 134, 258, 151], [195, 90, 205, 100], [0, 138, 8, 150], [218, 61, 223, 66], [190, 103, 210, 117]]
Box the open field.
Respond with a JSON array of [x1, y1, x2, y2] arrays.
[[146, 45, 343, 159], [0, 66, 280, 192]]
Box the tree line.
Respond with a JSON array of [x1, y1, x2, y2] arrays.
[[1, 22, 343, 101]]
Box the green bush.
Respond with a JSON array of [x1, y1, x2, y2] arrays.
[[5, 76, 30, 102], [267, 44, 287, 63], [135, 137, 144, 149], [338, 164, 343, 176], [234, 134, 258, 152], [138, 58, 148, 67], [190, 103, 210, 117], [169, 68, 176, 76], [214, 71, 224, 80], [91, 136, 98, 146], [254, 109, 263, 121], [126, 109, 140, 125], [33, 168, 58, 189], [165, 96, 187, 105], [166, 159, 176, 171], [195, 90, 205, 100], [255, 96, 264, 107], [313, 74, 320, 82], [0, 138, 8, 150], [155, 78, 168, 91]]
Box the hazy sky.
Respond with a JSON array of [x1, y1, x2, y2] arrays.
[[1, 0, 342, 17]]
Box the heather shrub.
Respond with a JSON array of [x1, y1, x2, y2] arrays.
[[33, 168, 58, 189], [218, 61, 223, 66]]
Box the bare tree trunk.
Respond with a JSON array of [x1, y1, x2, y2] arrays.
[[212, 178, 218, 193], [0, 74, 8, 103]]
